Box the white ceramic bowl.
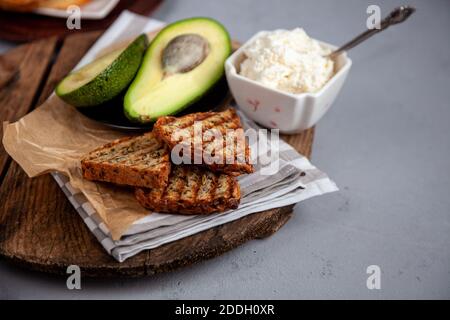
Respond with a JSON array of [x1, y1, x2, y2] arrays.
[[225, 31, 352, 134]]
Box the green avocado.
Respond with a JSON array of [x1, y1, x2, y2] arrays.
[[56, 34, 148, 107], [124, 17, 232, 123]]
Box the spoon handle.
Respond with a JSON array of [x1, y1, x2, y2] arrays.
[[329, 5, 416, 59]]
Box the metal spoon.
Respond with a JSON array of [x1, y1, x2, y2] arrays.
[[329, 5, 416, 59]]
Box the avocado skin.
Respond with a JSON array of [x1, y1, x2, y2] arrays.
[[56, 34, 148, 108], [124, 17, 232, 123]]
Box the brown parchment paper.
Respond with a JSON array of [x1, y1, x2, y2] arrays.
[[3, 97, 153, 240]]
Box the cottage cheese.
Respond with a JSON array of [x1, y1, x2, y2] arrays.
[[240, 28, 334, 94]]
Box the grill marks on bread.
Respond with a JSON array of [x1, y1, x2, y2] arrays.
[[153, 108, 253, 175], [135, 166, 240, 215]]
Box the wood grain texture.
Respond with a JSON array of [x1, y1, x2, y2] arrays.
[[0, 0, 163, 42], [0, 55, 17, 88], [282, 128, 315, 158], [0, 31, 315, 277], [0, 37, 58, 178]]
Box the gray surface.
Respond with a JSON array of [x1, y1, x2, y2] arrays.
[[1, 0, 449, 299]]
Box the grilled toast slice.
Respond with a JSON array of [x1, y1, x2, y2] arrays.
[[81, 132, 171, 189], [153, 108, 253, 175], [135, 165, 241, 214]]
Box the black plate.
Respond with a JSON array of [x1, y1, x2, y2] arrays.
[[76, 77, 231, 132]]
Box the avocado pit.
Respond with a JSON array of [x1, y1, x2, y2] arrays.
[[162, 34, 210, 75]]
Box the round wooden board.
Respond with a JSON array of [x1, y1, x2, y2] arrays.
[[0, 30, 315, 277], [0, 0, 163, 42]]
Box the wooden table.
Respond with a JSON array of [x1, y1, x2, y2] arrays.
[[0, 31, 314, 277]]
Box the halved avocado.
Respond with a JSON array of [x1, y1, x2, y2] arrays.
[[56, 34, 148, 107], [124, 17, 232, 123]]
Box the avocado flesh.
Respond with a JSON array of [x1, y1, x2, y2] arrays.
[[56, 34, 148, 107], [124, 18, 231, 123]]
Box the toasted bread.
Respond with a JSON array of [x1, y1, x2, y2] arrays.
[[81, 132, 171, 189], [135, 165, 241, 215], [153, 108, 253, 175]]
